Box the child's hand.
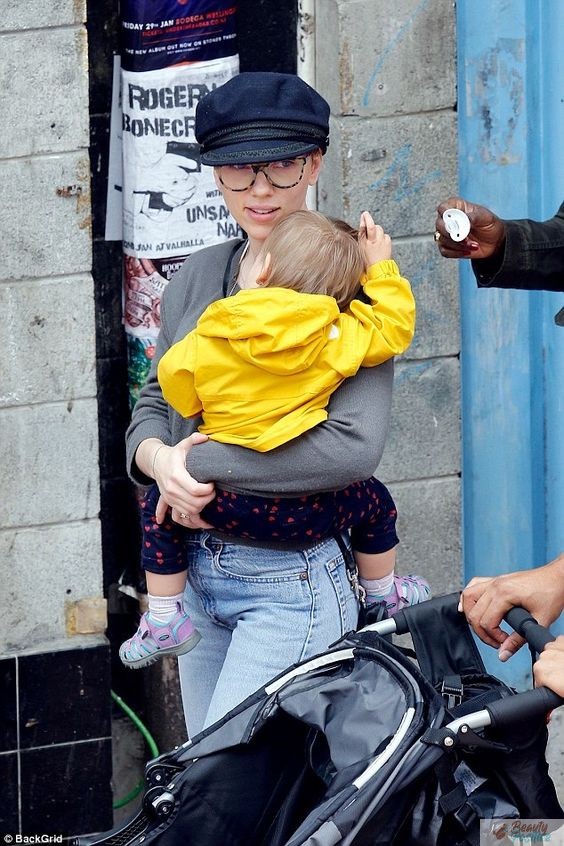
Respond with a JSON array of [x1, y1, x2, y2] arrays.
[[358, 210, 392, 268]]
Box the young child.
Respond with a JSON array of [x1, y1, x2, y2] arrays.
[[120, 210, 430, 669]]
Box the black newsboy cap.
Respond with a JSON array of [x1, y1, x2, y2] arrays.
[[195, 72, 330, 166]]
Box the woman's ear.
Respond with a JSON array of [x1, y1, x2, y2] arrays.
[[307, 149, 323, 186], [256, 252, 272, 286]]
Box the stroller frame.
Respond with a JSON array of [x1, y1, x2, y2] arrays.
[[79, 595, 564, 846]]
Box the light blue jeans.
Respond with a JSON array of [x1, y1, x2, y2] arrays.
[[178, 531, 359, 736]]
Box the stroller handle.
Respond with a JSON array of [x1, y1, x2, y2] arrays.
[[362, 595, 564, 722], [504, 606, 556, 654], [373, 596, 556, 656], [484, 605, 564, 724], [486, 685, 563, 728]]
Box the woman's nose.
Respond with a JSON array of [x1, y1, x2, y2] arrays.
[[250, 169, 273, 195]]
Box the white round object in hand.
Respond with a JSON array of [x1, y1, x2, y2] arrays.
[[442, 208, 471, 242]]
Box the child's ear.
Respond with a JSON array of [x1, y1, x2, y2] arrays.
[[256, 252, 272, 286]]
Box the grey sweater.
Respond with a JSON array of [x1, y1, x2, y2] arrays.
[[125, 239, 394, 496]]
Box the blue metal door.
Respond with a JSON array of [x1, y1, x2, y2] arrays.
[[456, 0, 564, 687]]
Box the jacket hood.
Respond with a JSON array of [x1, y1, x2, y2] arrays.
[[197, 288, 341, 375]]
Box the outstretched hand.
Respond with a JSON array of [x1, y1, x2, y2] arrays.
[[358, 210, 392, 268], [435, 197, 506, 260], [459, 553, 564, 661]]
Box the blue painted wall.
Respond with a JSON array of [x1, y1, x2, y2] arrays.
[[457, 0, 564, 687]]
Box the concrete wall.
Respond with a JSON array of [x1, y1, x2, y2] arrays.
[[316, 0, 462, 595], [0, 0, 103, 648], [2, 0, 560, 824], [0, 2, 112, 833]]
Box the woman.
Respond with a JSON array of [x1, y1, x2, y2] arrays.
[[126, 72, 395, 734]]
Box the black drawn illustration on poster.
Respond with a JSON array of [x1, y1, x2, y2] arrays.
[[122, 55, 239, 257], [133, 141, 201, 222]]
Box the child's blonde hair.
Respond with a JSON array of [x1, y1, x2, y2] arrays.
[[260, 210, 364, 309]]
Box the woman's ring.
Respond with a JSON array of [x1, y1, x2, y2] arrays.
[[433, 230, 441, 242], [180, 512, 188, 519]]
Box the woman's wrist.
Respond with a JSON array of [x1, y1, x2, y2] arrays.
[[135, 438, 167, 480], [151, 444, 167, 479], [549, 552, 564, 599]]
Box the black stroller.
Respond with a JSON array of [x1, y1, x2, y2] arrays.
[[81, 594, 563, 845]]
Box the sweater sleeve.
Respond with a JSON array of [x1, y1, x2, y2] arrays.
[[125, 240, 241, 485], [471, 202, 564, 292], [186, 359, 394, 495], [125, 311, 177, 486]]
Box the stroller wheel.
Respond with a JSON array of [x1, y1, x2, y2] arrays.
[[144, 785, 176, 820]]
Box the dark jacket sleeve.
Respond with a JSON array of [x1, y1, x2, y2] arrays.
[[472, 201, 564, 293]]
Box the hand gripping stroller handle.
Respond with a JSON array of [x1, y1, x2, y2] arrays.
[[486, 686, 564, 728], [484, 607, 564, 726], [503, 606, 556, 654], [391, 598, 558, 653], [371, 600, 564, 727]]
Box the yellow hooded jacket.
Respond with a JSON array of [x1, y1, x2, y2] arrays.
[[158, 259, 415, 452]]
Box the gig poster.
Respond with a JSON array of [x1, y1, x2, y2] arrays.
[[117, 1, 240, 406], [121, 55, 239, 259], [120, 1, 237, 72]]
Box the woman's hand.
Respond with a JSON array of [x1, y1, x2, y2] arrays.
[[358, 210, 392, 268], [459, 553, 564, 660], [533, 636, 564, 697], [435, 197, 506, 260], [146, 433, 216, 529]]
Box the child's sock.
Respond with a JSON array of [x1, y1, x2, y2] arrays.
[[147, 591, 186, 623], [360, 573, 395, 605]]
